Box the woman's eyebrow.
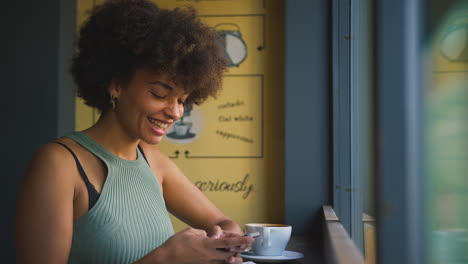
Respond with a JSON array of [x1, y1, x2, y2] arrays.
[[149, 81, 173, 91]]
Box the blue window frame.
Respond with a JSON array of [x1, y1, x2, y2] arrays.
[[333, 1, 424, 263]]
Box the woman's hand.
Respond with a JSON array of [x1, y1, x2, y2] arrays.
[[138, 227, 253, 264], [208, 225, 252, 263]]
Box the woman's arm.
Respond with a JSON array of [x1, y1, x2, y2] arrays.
[[134, 227, 253, 264], [140, 143, 243, 235], [16, 143, 76, 264]]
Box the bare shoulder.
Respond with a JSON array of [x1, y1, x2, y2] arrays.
[[17, 142, 77, 225], [29, 141, 76, 171], [32, 141, 73, 158], [22, 141, 78, 190], [138, 142, 183, 182], [138, 141, 173, 166]]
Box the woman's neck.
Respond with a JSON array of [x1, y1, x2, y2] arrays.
[[82, 110, 140, 160]]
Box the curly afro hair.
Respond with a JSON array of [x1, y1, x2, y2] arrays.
[[71, 0, 227, 112]]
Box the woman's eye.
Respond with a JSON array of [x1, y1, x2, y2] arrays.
[[151, 92, 165, 99], [178, 100, 185, 105]]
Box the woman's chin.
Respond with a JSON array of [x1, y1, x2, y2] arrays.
[[141, 134, 164, 145]]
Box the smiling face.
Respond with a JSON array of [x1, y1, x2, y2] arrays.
[[110, 68, 188, 145]]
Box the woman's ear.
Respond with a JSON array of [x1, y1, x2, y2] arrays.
[[108, 80, 122, 99]]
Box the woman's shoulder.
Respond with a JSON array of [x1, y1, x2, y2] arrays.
[[25, 140, 79, 185], [138, 141, 169, 161], [32, 139, 75, 163], [138, 141, 180, 172]]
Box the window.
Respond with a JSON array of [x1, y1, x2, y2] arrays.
[[425, 1, 468, 263], [332, 0, 376, 262], [332, 1, 468, 263]]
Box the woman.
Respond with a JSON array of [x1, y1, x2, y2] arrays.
[[15, 0, 253, 263]]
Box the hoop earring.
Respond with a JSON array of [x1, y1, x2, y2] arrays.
[[109, 95, 116, 110]]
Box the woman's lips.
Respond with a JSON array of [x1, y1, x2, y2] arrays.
[[147, 117, 170, 135]]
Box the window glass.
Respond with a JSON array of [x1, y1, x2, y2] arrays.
[[358, 0, 375, 219], [356, 0, 376, 262], [425, 1, 468, 263]]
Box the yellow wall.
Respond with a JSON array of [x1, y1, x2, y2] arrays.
[[75, 0, 284, 232]]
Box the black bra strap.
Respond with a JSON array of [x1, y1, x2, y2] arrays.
[[53, 142, 100, 210], [137, 145, 150, 167]]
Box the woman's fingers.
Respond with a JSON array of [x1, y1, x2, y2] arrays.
[[209, 236, 252, 261], [212, 246, 240, 258], [219, 231, 241, 238], [225, 255, 243, 264], [209, 255, 242, 264], [210, 225, 223, 239], [227, 245, 249, 253], [208, 236, 254, 250], [184, 227, 208, 237]]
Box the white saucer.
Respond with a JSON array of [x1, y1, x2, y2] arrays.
[[240, 250, 304, 263]]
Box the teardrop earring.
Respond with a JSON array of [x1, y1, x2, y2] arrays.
[[109, 95, 116, 110]]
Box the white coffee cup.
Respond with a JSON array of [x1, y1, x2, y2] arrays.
[[245, 223, 292, 256]]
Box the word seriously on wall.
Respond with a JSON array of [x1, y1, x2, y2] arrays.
[[194, 174, 254, 199]]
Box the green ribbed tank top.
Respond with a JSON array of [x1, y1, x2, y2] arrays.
[[65, 132, 174, 264]]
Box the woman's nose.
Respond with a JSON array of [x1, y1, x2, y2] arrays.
[[164, 100, 183, 120]]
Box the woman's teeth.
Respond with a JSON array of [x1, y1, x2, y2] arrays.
[[148, 117, 169, 129]]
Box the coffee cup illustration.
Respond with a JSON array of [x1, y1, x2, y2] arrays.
[[174, 122, 192, 137], [167, 104, 196, 140]]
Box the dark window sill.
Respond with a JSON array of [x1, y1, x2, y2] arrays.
[[323, 205, 365, 264]]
